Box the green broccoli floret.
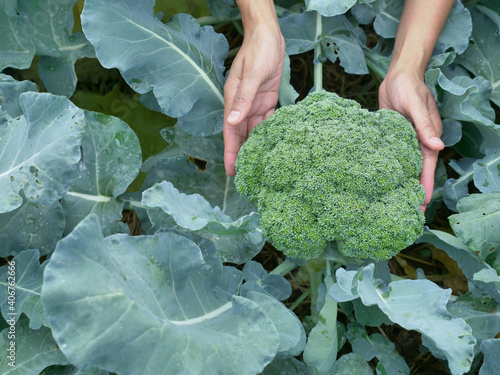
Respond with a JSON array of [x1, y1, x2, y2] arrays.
[[234, 90, 426, 261]]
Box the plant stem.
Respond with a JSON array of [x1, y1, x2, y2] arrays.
[[431, 186, 443, 201], [325, 259, 332, 278], [306, 259, 325, 322], [269, 258, 298, 277], [124, 199, 146, 210], [365, 56, 388, 80], [197, 5, 289, 27], [197, 15, 240, 27], [289, 287, 311, 311], [313, 11, 323, 91]]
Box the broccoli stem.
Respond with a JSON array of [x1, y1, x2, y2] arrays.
[[289, 287, 312, 311], [303, 259, 325, 322], [313, 11, 323, 91], [269, 257, 298, 277]]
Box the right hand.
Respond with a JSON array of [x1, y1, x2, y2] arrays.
[[379, 68, 445, 211]]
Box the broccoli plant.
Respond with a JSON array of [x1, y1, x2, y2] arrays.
[[235, 90, 425, 260], [1, 1, 500, 375]]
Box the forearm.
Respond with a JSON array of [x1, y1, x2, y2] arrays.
[[389, 0, 455, 75], [236, 0, 279, 31]]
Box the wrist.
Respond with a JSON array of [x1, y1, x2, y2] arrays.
[[388, 0, 455, 76], [388, 43, 429, 77], [236, 0, 279, 31]]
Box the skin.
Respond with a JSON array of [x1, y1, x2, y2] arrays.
[[223, 0, 285, 177], [379, 0, 455, 210], [224, 0, 455, 212]]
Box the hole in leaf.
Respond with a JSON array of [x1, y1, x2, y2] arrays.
[[188, 156, 207, 172]]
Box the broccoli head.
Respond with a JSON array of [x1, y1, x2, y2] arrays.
[[234, 90, 426, 261]]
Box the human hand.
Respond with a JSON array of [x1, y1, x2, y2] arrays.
[[223, 22, 285, 176], [379, 68, 445, 211]]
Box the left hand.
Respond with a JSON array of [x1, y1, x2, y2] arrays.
[[223, 24, 285, 177], [379, 68, 445, 211]]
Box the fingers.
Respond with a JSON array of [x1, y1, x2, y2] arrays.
[[411, 94, 445, 152], [224, 64, 262, 128], [223, 118, 247, 177], [419, 144, 439, 212]]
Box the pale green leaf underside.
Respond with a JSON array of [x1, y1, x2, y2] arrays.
[[305, 0, 357, 17], [81, 0, 227, 136], [0, 316, 68, 374], [0, 249, 49, 329], [61, 110, 142, 236], [479, 339, 500, 375], [357, 265, 476, 375], [41, 214, 282, 375], [142, 180, 260, 235], [0, 0, 95, 97], [449, 193, 500, 258], [331, 263, 476, 375], [0, 199, 64, 256], [0, 92, 83, 214]]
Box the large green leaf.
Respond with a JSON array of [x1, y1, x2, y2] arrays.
[[142, 181, 260, 235], [0, 198, 64, 256], [479, 339, 500, 375], [142, 127, 251, 218], [442, 158, 474, 211], [136, 126, 264, 264], [0, 0, 95, 97], [457, 7, 500, 107], [0, 74, 38, 118], [140, 180, 263, 263], [305, 0, 357, 17], [41, 214, 295, 375], [372, 0, 403, 38], [262, 357, 313, 375], [425, 66, 497, 130], [206, 0, 240, 18], [278, 54, 299, 107], [449, 193, 500, 259], [417, 229, 500, 302], [278, 11, 368, 74], [0, 78, 66, 255], [346, 323, 409, 375], [70, 84, 173, 163], [61, 110, 142, 236], [0, 92, 83, 214], [0, 2, 35, 70], [330, 263, 476, 375], [454, 122, 500, 159], [0, 315, 68, 375], [448, 294, 500, 351], [0, 250, 49, 329], [81, 0, 227, 136], [329, 353, 374, 375], [243, 291, 306, 358], [442, 148, 500, 212], [241, 261, 292, 301], [472, 148, 500, 194]]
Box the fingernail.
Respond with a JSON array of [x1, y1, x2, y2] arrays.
[[430, 137, 443, 145], [227, 110, 240, 124]]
